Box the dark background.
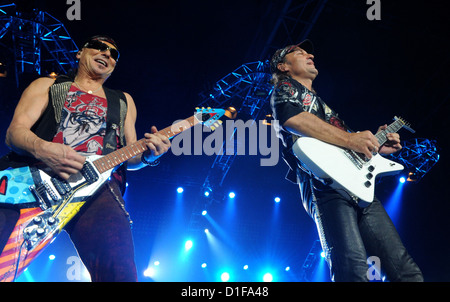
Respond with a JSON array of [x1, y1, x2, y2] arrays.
[[0, 0, 448, 282]]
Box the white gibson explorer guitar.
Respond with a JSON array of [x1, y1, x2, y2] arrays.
[[292, 116, 414, 207], [0, 107, 235, 282]]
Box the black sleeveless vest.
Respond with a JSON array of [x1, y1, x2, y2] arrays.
[[0, 76, 128, 170]]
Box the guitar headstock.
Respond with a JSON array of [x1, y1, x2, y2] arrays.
[[195, 107, 237, 130], [394, 116, 415, 133]]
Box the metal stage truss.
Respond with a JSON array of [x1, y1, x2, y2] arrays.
[[390, 138, 440, 182], [257, 0, 328, 61], [189, 0, 329, 234], [0, 0, 442, 282], [189, 0, 441, 280], [0, 3, 78, 86], [187, 0, 330, 279], [299, 239, 323, 281]]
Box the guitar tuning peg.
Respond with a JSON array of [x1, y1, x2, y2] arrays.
[[195, 107, 199, 110], [211, 126, 216, 131], [207, 107, 211, 110], [218, 120, 223, 124]]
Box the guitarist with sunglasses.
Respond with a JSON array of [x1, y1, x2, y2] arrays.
[[269, 40, 423, 282], [0, 35, 170, 281]]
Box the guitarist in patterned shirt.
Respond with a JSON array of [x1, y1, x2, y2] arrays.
[[0, 35, 170, 281], [269, 40, 423, 281]]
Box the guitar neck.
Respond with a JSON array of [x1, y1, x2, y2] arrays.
[[93, 116, 199, 173], [375, 118, 404, 146]]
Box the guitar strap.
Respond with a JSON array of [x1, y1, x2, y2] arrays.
[[103, 88, 127, 155]]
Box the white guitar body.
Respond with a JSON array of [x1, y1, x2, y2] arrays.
[[34, 155, 110, 206], [31, 155, 112, 210], [24, 155, 114, 249], [292, 137, 404, 207]]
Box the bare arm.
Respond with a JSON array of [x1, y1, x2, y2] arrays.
[[283, 111, 380, 159], [122, 93, 171, 170], [5, 77, 85, 179]]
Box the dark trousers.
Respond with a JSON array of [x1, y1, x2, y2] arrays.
[[0, 177, 137, 282], [65, 177, 137, 282], [312, 195, 423, 282]]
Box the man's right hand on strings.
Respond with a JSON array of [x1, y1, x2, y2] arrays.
[[34, 139, 86, 180]]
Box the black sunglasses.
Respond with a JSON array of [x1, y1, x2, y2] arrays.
[[83, 40, 120, 62]]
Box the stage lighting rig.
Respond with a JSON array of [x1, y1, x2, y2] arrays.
[[389, 138, 440, 183], [0, 2, 78, 86]]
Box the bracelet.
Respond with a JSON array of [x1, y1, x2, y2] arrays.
[[141, 155, 160, 167]]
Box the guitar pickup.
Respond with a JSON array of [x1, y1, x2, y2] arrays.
[[51, 177, 72, 196], [81, 162, 99, 184]]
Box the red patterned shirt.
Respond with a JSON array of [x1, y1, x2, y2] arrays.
[[52, 85, 109, 156]]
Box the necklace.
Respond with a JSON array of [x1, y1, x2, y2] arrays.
[[74, 81, 103, 94]]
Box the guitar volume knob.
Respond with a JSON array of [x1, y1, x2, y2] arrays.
[[33, 216, 43, 225]]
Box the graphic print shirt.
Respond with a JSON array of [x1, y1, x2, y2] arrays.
[[270, 77, 352, 216], [52, 85, 110, 156], [270, 77, 350, 147]]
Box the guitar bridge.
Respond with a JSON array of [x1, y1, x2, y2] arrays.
[[29, 182, 58, 210]]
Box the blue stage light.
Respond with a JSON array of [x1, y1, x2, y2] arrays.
[[143, 267, 156, 278], [202, 210, 207, 216], [228, 192, 235, 198], [204, 191, 210, 197], [201, 263, 207, 268], [274, 197, 281, 203], [285, 266, 290, 271], [204, 228, 209, 234], [320, 251, 326, 258], [185, 240, 193, 251], [177, 187, 184, 193], [263, 273, 273, 282], [243, 265, 248, 270], [49, 255, 55, 260], [399, 177, 406, 183], [221, 272, 230, 282]]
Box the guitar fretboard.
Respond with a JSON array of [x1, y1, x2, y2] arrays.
[[375, 118, 404, 146], [93, 116, 198, 173]]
